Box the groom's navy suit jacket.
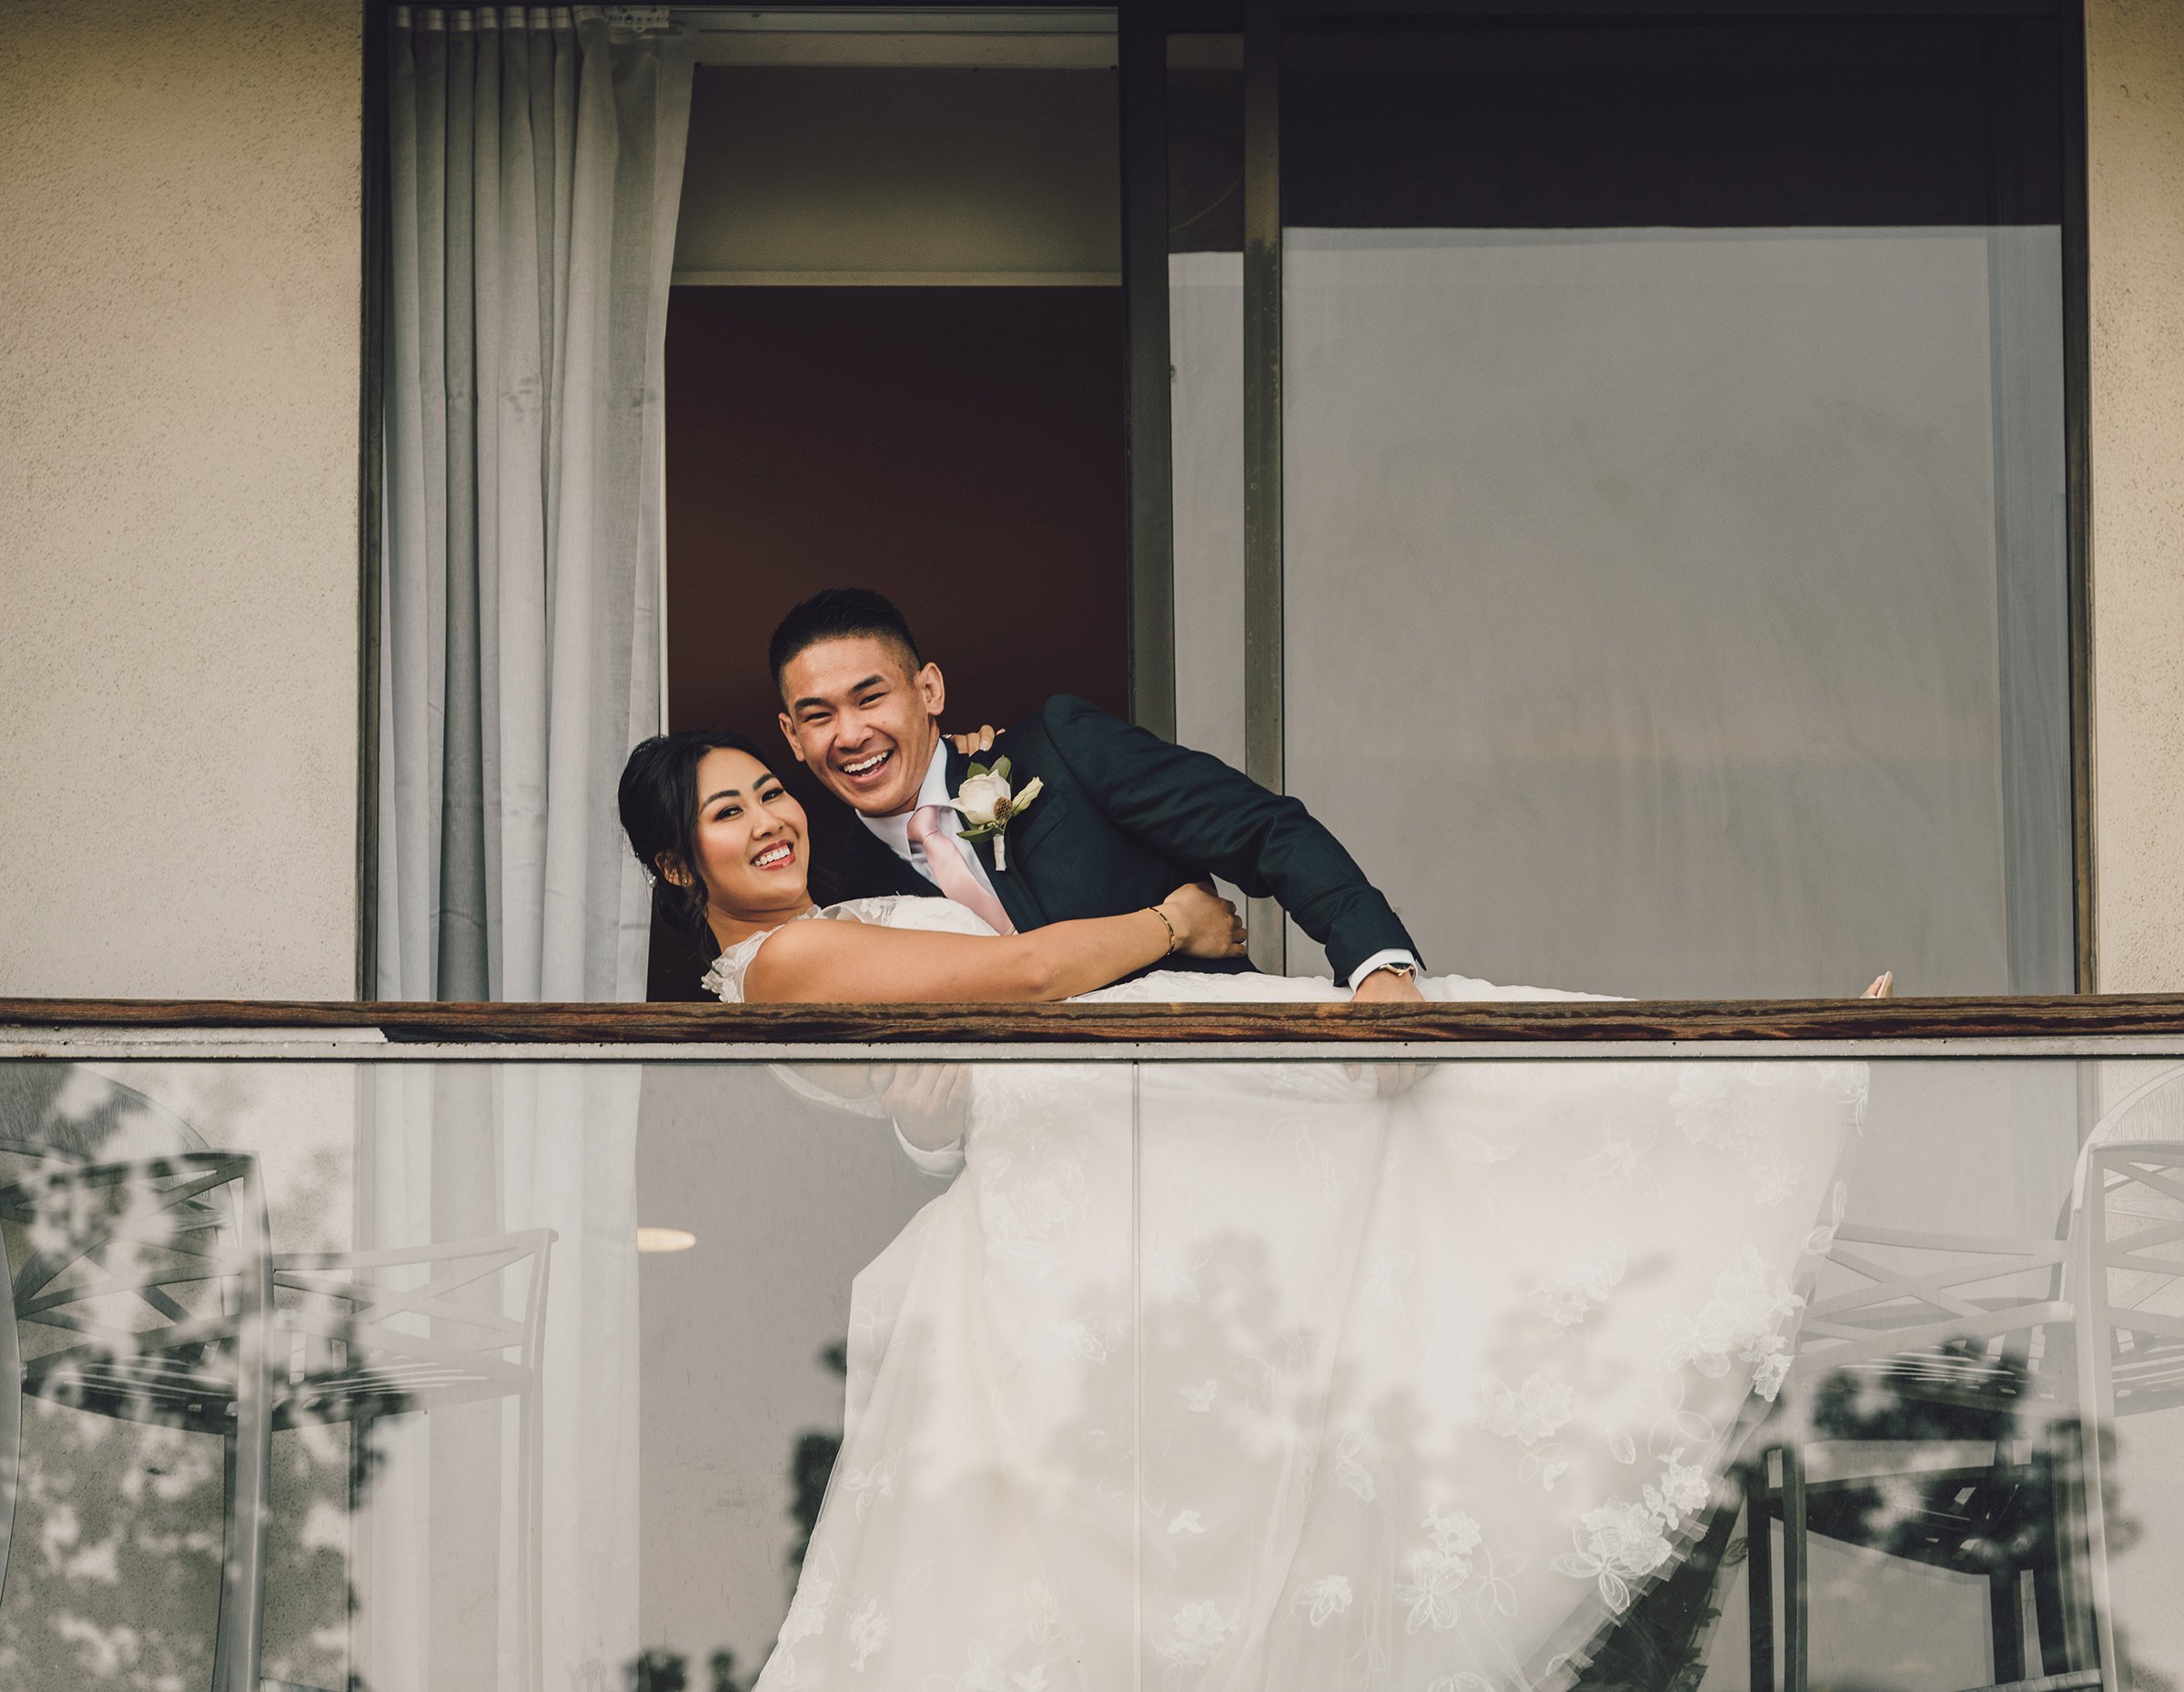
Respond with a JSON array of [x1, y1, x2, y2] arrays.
[[834, 694, 1418, 982]]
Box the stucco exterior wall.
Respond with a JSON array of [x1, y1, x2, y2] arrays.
[[2088, 0, 2184, 993], [0, 0, 363, 998]]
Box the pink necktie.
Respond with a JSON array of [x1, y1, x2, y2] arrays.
[[906, 805, 1017, 936]]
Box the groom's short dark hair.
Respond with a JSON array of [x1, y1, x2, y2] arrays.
[[769, 589, 923, 693]]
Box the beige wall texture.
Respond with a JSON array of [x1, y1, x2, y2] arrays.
[[0, 0, 363, 999], [2088, 0, 2184, 993]]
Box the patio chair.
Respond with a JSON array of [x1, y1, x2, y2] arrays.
[[2076, 1140, 2184, 1412], [0, 1124, 556, 1692], [2068, 1136, 2184, 1692], [1738, 1060, 2184, 1692], [0, 1063, 220, 1645], [269, 1228, 556, 1692], [1744, 1219, 2100, 1692], [0, 1149, 277, 1692]]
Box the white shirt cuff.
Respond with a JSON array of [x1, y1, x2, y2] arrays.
[[1347, 949, 1422, 991], [893, 1118, 966, 1180]]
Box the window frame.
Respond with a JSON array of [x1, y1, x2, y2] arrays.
[[352, 0, 2093, 998], [1139, 0, 2096, 983]]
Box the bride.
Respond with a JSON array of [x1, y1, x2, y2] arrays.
[[619, 730, 1876, 1690]]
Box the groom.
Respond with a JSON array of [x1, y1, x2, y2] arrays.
[[771, 589, 1424, 1000]]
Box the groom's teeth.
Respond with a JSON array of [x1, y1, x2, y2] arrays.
[[844, 751, 890, 776]]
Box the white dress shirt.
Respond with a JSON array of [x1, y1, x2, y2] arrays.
[[1346, 947, 1421, 990], [859, 743, 1006, 907], [862, 742, 1417, 989]]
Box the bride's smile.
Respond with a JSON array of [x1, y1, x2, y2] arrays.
[[674, 744, 815, 944]]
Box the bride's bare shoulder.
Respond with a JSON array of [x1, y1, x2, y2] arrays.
[[743, 917, 869, 1001]]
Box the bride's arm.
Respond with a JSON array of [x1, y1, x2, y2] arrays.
[[744, 886, 1244, 1004]]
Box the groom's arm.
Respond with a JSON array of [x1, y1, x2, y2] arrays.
[[1036, 695, 1420, 983]]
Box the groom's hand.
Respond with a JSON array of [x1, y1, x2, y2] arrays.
[[874, 1062, 970, 1151], [1350, 967, 1425, 1095], [1352, 968, 1426, 1006]]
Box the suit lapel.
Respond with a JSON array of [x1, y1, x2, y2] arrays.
[[839, 816, 937, 898], [943, 740, 974, 798], [947, 742, 1043, 931]]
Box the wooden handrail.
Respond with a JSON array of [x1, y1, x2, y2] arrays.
[[5, 994, 2184, 1044]]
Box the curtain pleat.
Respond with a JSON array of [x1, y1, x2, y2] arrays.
[[379, 3, 689, 1007]]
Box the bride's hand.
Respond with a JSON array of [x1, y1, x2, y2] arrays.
[[1158, 881, 1249, 961], [1861, 970, 1895, 998], [948, 724, 1002, 755]]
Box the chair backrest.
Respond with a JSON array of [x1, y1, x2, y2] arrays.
[[269, 1230, 558, 1403], [0, 1064, 209, 1167], [2082, 1062, 2184, 1154], [1788, 1221, 2074, 1413], [0, 1066, 228, 1371], [0, 1151, 270, 1400], [2078, 1145, 2184, 1420]]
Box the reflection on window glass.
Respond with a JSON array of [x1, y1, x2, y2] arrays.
[[1169, 38, 1248, 778], [1279, 20, 2073, 998], [4, 1049, 2177, 1688]]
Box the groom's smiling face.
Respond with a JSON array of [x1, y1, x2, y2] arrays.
[[777, 633, 946, 817]]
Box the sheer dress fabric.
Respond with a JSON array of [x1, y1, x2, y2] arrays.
[[713, 897, 1866, 1689]]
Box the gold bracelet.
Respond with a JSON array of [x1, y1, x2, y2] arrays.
[[1148, 904, 1179, 955]]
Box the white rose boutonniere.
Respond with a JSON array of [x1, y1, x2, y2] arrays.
[[949, 756, 1044, 871]]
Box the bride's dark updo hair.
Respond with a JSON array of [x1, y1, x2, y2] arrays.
[[618, 728, 773, 960]]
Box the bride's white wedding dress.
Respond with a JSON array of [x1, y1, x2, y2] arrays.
[[712, 897, 1867, 1691]]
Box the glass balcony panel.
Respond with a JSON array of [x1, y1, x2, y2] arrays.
[[0, 1042, 2177, 1688]]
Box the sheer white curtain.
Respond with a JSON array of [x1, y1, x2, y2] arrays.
[[379, 1, 688, 1006], [372, 8, 692, 1687]]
